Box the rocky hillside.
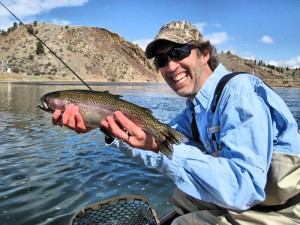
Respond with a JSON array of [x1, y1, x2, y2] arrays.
[[219, 53, 300, 87], [0, 23, 161, 82], [1, 22, 300, 87]]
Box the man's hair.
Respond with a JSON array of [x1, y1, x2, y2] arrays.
[[152, 40, 219, 71], [191, 40, 219, 71]]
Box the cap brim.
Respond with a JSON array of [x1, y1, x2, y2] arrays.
[[145, 38, 190, 59], [145, 39, 161, 59]]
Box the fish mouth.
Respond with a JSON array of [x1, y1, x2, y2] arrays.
[[38, 101, 53, 112]]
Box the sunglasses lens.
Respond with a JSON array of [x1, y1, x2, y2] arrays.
[[171, 45, 191, 61], [155, 54, 168, 68], [155, 45, 195, 68]]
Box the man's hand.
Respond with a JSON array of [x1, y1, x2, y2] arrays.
[[52, 103, 93, 133], [101, 111, 158, 152]]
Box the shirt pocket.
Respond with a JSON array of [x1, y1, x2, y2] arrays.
[[203, 125, 222, 156]]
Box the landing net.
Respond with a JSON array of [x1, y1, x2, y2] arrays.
[[70, 195, 160, 225]]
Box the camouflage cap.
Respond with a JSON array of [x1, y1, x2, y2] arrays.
[[145, 21, 205, 59]]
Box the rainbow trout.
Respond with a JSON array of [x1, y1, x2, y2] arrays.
[[38, 89, 187, 159]]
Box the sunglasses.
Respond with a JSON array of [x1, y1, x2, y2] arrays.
[[154, 44, 197, 68]]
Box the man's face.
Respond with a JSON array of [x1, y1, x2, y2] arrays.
[[155, 42, 209, 100]]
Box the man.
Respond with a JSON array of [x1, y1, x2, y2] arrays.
[[52, 21, 300, 224]]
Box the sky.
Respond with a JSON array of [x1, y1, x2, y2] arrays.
[[0, 0, 299, 68]]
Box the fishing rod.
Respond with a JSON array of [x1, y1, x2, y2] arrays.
[[0, 1, 92, 90]]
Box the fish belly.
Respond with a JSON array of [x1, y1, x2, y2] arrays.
[[77, 103, 114, 128]]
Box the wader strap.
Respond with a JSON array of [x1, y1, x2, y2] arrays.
[[251, 192, 300, 212], [224, 213, 241, 225], [192, 72, 245, 141], [211, 72, 246, 113], [191, 112, 200, 142]]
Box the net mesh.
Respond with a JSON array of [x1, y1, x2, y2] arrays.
[[70, 195, 160, 225]]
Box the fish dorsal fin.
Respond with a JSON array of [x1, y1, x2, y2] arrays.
[[144, 107, 153, 114], [101, 91, 123, 99]]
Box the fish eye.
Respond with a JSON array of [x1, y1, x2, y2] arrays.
[[44, 97, 49, 102]]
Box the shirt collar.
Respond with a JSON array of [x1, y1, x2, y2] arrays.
[[186, 63, 229, 111]]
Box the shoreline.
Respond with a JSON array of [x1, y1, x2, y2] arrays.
[[1, 72, 300, 88], [0, 72, 164, 84]]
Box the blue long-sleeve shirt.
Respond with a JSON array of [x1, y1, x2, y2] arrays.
[[109, 64, 300, 210]]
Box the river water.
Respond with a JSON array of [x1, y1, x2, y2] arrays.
[[0, 82, 300, 225]]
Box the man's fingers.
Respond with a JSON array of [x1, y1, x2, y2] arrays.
[[62, 104, 73, 124], [51, 104, 93, 134], [106, 115, 129, 141], [100, 120, 109, 129], [61, 103, 79, 128], [66, 109, 77, 129], [52, 110, 62, 126], [75, 113, 86, 130], [114, 111, 142, 135], [102, 112, 157, 151]]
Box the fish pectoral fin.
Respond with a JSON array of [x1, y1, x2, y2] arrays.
[[100, 127, 116, 144], [100, 127, 115, 139]]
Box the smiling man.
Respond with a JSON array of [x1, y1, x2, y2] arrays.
[[145, 23, 214, 101], [52, 21, 300, 224], [153, 41, 210, 100]]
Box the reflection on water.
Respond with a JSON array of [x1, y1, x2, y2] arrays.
[[0, 83, 299, 225]]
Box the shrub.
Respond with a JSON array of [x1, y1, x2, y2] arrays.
[[27, 26, 34, 35], [12, 67, 20, 73], [36, 41, 45, 55]]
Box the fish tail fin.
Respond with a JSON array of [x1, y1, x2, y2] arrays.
[[158, 125, 187, 160]]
